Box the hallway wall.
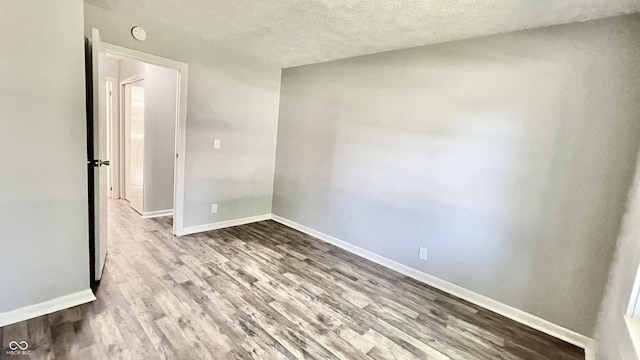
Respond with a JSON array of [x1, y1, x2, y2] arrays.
[[142, 62, 177, 213], [118, 58, 177, 214]]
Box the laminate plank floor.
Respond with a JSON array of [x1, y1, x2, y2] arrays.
[[1, 200, 584, 359]]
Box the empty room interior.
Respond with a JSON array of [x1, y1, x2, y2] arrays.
[[4, 1, 640, 359]]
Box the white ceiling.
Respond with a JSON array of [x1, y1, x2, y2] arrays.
[[86, 0, 640, 68]]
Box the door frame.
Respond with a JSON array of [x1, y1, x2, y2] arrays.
[[102, 41, 189, 236], [105, 77, 118, 199]]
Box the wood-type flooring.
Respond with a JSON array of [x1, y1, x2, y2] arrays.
[[0, 200, 584, 359]]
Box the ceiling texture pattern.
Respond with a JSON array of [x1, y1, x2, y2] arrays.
[[86, 0, 640, 67]]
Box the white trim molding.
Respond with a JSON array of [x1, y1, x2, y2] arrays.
[[0, 289, 96, 328], [177, 214, 272, 236], [270, 214, 597, 360], [142, 209, 174, 219]]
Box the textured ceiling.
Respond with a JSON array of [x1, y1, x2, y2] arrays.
[[85, 0, 640, 68]]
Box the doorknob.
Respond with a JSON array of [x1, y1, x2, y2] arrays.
[[90, 160, 110, 167]]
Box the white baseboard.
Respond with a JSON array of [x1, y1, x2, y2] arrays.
[[178, 214, 272, 236], [270, 214, 597, 359], [0, 289, 96, 327], [142, 209, 173, 218]]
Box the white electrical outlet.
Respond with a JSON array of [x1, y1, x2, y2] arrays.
[[214, 138, 221, 149], [211, 204, 218, 213], [419, 247, 428, 261]]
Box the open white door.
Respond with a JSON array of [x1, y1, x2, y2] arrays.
[[91, 28, 108, 281], [125, 81, 145, 214]]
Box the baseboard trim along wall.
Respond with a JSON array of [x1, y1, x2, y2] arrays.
[[270, 214, 598, 360], [0, 289, 96, 328], [141, 209, 174, 219], [178, 214, 272, 236]]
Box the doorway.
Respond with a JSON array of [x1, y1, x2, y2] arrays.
[[107, 56, 177, 218], [89, 29, 189, 284]]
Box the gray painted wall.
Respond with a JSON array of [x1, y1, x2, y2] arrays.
[[594, 149, 640, 359], [119, 57, 145, 81], [103, 56, 120, 79], [273, 14, 640, 335], [118, 58, 177, 213], [85, 4, 281, 228], [143, 63, 178, 213], [0, 0, 90, 311]]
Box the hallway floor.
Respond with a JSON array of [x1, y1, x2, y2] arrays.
[[0, 200, 584, 359]]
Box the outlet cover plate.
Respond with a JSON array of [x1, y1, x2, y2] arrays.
[[419, 247, 428, 261]]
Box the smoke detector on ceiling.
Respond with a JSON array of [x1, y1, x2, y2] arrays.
[[131, 26, 147, 41]]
